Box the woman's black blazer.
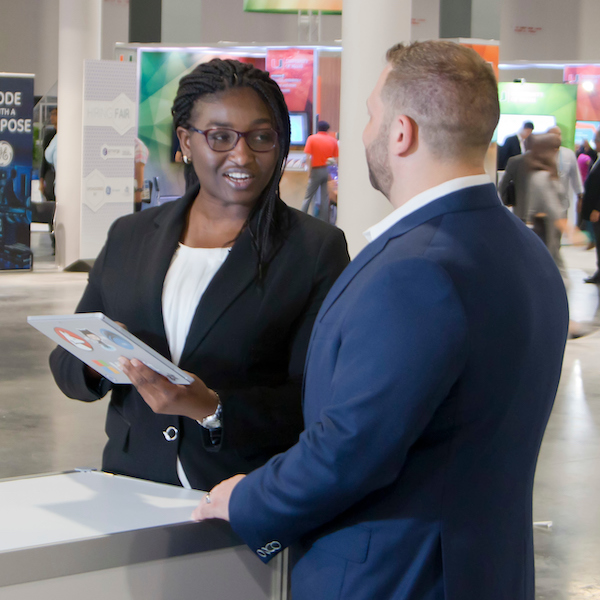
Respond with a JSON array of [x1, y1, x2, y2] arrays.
[[50, 188, 349, 491]]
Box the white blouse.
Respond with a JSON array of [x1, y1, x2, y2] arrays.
[[161, 243, 230, 490], [162, 243, 230, 366]]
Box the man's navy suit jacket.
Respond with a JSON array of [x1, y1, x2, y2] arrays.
[[230, 183, 569, 600]]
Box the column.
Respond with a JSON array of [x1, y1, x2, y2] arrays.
[[55, 0, 102, 269], [129, 0, 162, 43], [440, 0, 501, 40], [336, 0, 412, 257]]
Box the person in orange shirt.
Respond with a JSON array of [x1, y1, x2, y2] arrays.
[[301, 120, 339, 221]]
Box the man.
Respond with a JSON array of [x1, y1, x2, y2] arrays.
[[194, 41, 569, 600], [580, 128, 600, 283], [301, 120, 338, 221], [498, 120, 534, 170], [547, 125, 583, 216]]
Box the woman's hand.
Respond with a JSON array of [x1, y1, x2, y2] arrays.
[[118, 357, 220, 421]]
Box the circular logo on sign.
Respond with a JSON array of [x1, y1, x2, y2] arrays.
[[0, 141, 14, 167], [100, 329, 134, 350]]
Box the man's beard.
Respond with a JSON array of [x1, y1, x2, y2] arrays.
[[366, 128, 393, 199]]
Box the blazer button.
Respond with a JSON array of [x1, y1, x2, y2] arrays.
[[163, 426, 178, 441]]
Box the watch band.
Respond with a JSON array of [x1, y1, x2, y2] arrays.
[[199, 394, 222, 430]]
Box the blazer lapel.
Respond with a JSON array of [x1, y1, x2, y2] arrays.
[[143, 189, 197, 359], [178, 221, 259, 366], [316, 183, 501, 322]]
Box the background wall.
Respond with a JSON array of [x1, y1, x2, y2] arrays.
[[500, 0, 579, 62], [101, 0, 129, 61], [1, 0, 447, 101], [5, 0, 600, 106], [0, 0, 127, 97], [411, 0, 440, 41], [0, 0, 59, 97]]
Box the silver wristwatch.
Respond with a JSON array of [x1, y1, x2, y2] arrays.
[[199, 400, 222, 430]]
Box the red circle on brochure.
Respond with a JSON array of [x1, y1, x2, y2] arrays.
[[54, 327, 93, 351]]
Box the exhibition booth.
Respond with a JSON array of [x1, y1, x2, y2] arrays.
[[7, 45, 600, 271], [116, 42, 341, 214]]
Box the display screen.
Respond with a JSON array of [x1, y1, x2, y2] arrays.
[[290, 112, 309, 146], [575, 121, 600, 147], [496, 114, 557, 146]]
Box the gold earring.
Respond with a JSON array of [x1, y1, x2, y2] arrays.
[[183, 155, 191, 165]]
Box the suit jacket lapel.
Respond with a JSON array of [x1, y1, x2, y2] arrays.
[[315, 183, 501, 322], [143, 188, 197, 360], [178, 224, 259, 366]]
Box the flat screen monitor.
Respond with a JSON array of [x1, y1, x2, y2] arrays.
[[289, 112, 309, 146], [575, 121, 600, 147], [495, 114, 556, 146]]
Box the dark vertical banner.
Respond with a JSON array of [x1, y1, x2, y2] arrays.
[[0, 74, 34, 270]]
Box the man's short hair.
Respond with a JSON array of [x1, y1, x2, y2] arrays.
[[382, 41, 499, 160], [523, 121, 534, 131], [317, 120, 330, 132]]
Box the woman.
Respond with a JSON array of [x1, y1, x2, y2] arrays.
[[50, 59, 349, 491]]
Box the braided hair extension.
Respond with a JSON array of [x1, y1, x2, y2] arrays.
[[171, 59, 292, 278]]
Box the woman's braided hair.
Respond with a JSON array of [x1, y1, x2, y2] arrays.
[[171, 58, 291, 276]]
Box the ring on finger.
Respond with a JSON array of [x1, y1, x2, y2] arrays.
[[205, 492, 211, 504]]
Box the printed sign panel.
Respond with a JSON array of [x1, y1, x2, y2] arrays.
[[0, 74, 34, 270], [244, 0, 341, 13], [498, 82, 578, 149], [81, 60, 136, 259], [266, 48, 314, 137]]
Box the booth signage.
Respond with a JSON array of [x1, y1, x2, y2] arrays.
[[498, 82, 578, 149], [0, 74, 34, 270], [244, 0, 342, 13], [81, 60, 136, 260], [266, 48, 314, 115]]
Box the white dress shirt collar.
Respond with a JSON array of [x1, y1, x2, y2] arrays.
[[363, 174, 491, 243]]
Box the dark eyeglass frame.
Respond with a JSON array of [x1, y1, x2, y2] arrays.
[[187, 126, 279, 153]]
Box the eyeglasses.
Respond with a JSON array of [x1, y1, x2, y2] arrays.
[[188, 126, 278, 153]]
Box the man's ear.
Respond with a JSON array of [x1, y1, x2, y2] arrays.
[[389, 114, 416, 157], [177, 126, 192, 156]]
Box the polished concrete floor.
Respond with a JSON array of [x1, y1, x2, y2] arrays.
[[1, 231, 599, 598]]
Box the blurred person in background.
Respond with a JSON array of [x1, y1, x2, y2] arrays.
[[498, 135, 533, 220], [576, 138, 597, 250], [498, 120, 534, 170], [526, 133, 586, 277], [547, 126, 583, 217], [580, 129, 600, 283], [301, 120, 339, 221]]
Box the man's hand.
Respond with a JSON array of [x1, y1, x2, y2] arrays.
[[119, 357, 219, 421], [192, 474, 246, 522]]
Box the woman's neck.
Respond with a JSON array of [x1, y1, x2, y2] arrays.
[[181, 192, 252, 248]]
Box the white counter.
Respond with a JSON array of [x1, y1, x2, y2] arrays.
[[0, 471, 286, 599]]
